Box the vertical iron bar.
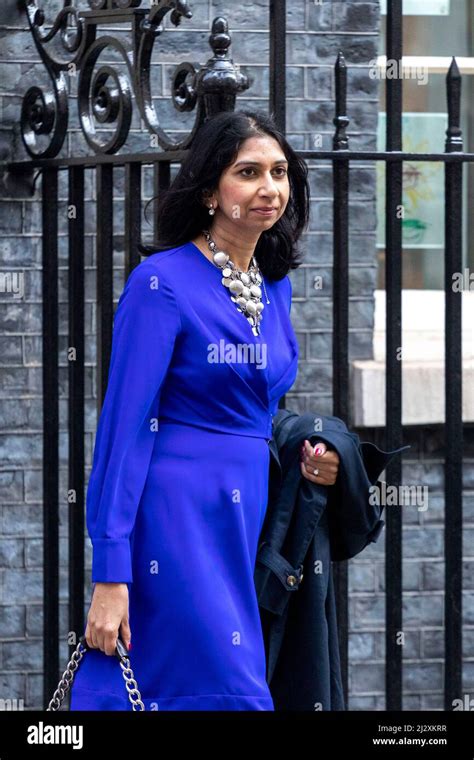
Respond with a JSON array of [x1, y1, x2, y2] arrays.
[[270, 0, 287, 407], [332, 50, 350, 708], [153, 161, 170, 245], [68, 166, 85, 662], [444, 56, 463, 710], [42, 167, 59, 708], [125, 162, 142, 278], [96, 164, 114, 409], [385, 0, 403, 711], [269, 0, 286, 133]]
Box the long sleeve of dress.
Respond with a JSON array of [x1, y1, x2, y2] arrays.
[[87, 261, 182, 583]]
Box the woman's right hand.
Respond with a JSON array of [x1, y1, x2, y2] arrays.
[[84, 582, 131, 656]]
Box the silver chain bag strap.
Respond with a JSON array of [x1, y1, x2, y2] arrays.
[[47, 635, 146, 711]]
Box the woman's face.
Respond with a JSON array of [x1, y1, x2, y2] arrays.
[[209, 135, 290, 234]]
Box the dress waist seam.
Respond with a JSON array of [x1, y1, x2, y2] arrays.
[[158, 417, 271, 440]]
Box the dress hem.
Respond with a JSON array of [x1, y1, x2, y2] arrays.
[[70, 685, 275, 711]]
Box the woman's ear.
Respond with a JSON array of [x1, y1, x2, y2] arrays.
[[202, 188, 215, 206]]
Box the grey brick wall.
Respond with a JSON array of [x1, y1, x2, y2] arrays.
[[1, 0, 473, 711], [347, 424, 474, 710]]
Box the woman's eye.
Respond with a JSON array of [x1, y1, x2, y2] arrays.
[[240, 168, 287, 177]]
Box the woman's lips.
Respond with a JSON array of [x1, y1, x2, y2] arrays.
[[251, 208, 277, 216]]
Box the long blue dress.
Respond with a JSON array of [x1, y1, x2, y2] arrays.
[[69, 241, 298, 711]]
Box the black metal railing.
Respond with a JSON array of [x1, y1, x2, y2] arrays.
[[3, 0, 473, 711]]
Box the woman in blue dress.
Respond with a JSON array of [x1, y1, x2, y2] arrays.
[[69, 109, 328, 710]]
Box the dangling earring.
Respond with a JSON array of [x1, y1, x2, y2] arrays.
[[208, 205, 215, 216]]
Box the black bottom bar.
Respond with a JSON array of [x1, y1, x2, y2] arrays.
[[1, 708, 473, 757]]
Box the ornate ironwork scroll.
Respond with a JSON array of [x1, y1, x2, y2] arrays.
[[21, 0, 249, 158]]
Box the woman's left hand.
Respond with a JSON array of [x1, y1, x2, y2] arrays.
[[300, 440, 340, 485]]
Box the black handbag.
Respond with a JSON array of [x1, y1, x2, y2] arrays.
[[47, 635, 146, 711]]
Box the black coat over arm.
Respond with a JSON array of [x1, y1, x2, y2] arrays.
[[254, 408, 410, 711]]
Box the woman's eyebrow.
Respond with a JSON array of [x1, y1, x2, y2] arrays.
[[233, 159, 289, 167]]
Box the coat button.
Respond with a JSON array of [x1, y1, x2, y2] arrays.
[[287, 575, 297, 587]]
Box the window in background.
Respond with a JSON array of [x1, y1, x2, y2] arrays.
[[376, 0, 473, 289]]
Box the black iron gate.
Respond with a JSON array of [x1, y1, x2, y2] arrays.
[[4, 0, 473, 710]]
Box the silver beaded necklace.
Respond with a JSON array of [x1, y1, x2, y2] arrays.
[[201, 228, 270, 337]]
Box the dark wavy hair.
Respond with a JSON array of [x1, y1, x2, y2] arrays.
[[138, 109, 310, 280]]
